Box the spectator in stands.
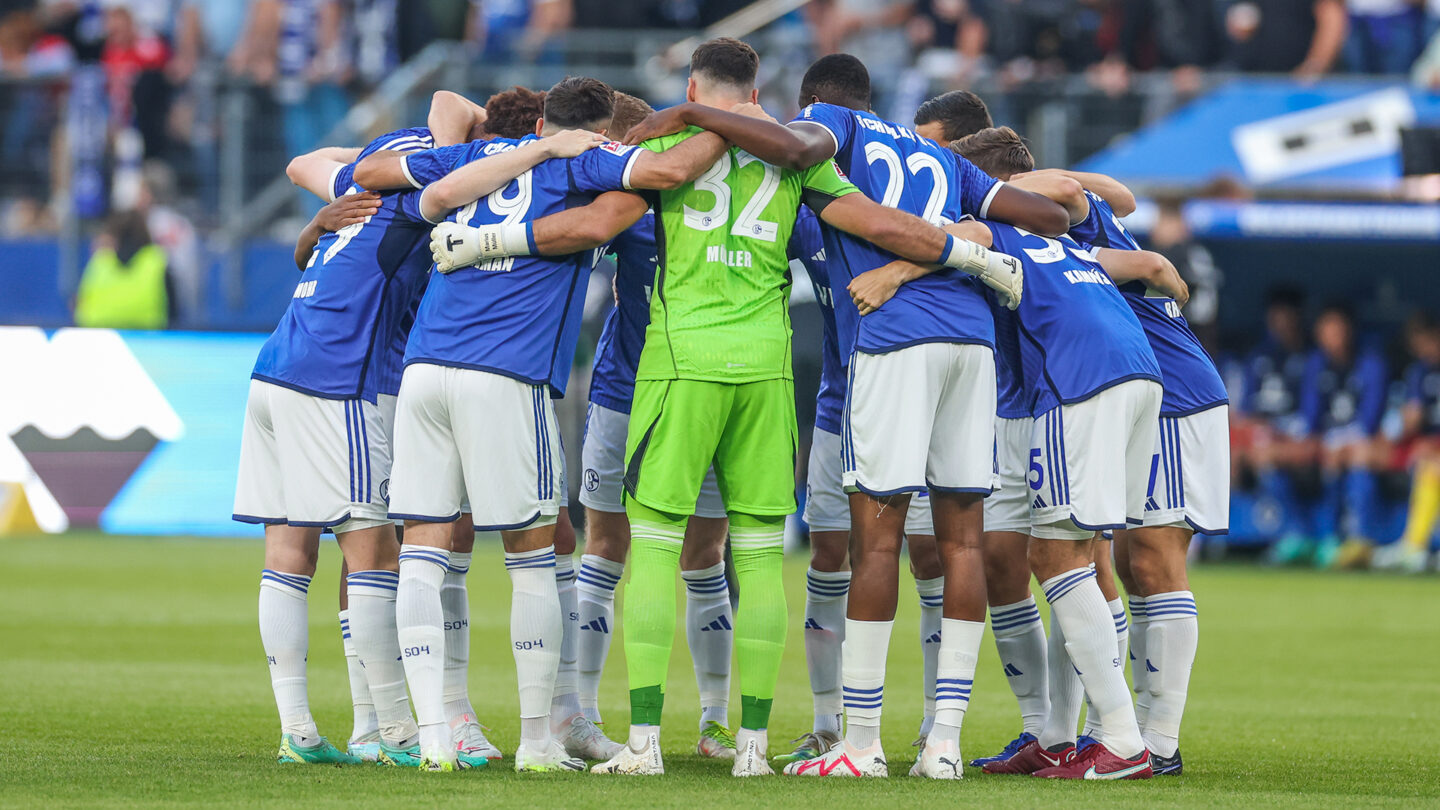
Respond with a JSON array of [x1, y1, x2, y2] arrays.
[[473, 0, 573, 65], [136, 160, 200, 323], [806, 0, 914, 109], [1222, 0, 1348, 78], [1290, 303, 1389, 568], [1239, 287, 1314, 559], [1343, 0, 1425, 74], [1148, 195, 1223, 352], [903, 0, 989, 85], [74, 208, 174, 330], [98, 1, 171, 158], [1375, 312, 1440, 572], [0, 4, 74, 197]]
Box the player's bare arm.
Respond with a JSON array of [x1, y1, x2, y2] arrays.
[[292, 192, 381, 270], [981, 183, 1072, 237], [352, 151, 413, 191], [1094, 247, 1190, 306], [428, 90, 487, 147], [624, 101, 836, 171], [286, 146, 362, 200], [809, 191, 1020, 308], [626, 131, 729, 190], [846, 219, 996, 314], [418, 129, 607, 221], [1053, 169, 1135, 216], [1007, 170, 1088, 225], [429, 191, 648, 273]]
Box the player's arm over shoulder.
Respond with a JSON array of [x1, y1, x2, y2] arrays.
[[1093, 247, 1189, 306], [625, 130, 729, 190]]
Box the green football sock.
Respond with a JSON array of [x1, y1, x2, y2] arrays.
[[623, 501, 687, 727], [729, 512, 787, 731]]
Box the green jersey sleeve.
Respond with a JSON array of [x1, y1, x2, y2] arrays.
[[800, 159, 860, 199]]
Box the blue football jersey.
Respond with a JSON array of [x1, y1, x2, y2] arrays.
[[396, 136, 643, 395], [789, 205, 845, 435], [1240, 338, 1308, 420], [1071, 192, 1228, 416], [1301, 346, 1389, 436], [792, 103, 1000, 355], [987, 223, 1160, 415], [1405, 360, 1440, 435], [990, 300, 1031, 419], [251, 127, 437, 402], [589, 213, 657, 413]]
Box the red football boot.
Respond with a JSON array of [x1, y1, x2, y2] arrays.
[[1033, 742, 1153, 780], [980, 740, 1075, 775]]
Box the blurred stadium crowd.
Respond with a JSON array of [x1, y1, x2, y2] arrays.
[[3, 1, 1440, 566]]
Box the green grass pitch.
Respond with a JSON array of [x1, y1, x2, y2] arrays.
[[2, 533, 1437, 808]]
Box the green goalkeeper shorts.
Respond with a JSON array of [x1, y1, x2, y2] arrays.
[[624, 378, 798, 517]]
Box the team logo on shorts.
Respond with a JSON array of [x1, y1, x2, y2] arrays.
[[379, 478, 390, 505], [583, 468, 600, 492]]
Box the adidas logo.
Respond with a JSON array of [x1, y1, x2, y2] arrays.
[[1032, 494, 1046, 509], [803, 618, 823, 630], [580, 617, 610, 634], [924, 631, 941, 644], [700, 616, 733, 632], [1145, 497, 1160, 512], [1003, 662, 1023, 677], [1146, 659, 1159, 673]]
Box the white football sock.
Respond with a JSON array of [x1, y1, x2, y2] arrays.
[[259, 570, 319, 743], [338, 610, 378, 740], [682, 562, 732, 730], [842, 619, 893, 750], [507, 545, 563, 749], [1082, 598, 1129, 740], [1128, 595, 1151, 727], [575, 553, 623, 724], [989, 597, 1048, 736], [440, 550, 474, 724], [1038, 610, 1083, 750], [551, 553, 582, 722], [915, 576, 944, 737], [1041, 567, 1144, 758], [804, 568, 849, 735], [931, 618, 983, 749], [396, 547, 449, 754], [1140, 590, 1198, 758], [347, 570, 418, 746]]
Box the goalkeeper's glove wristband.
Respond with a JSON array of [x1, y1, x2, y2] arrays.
[[939, 233, 1024, 309]]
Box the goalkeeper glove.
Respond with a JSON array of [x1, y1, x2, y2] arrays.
[[940, 234, 1023, 310], [428, 221, 532, 274]]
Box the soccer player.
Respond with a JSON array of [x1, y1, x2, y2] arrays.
[[1382, 312, 1440, 572], [1236, 288, 1313, 563], [1296, 304, 1389, 569], [912, 89, 993, 144], [1034, 146, 1228, 775], [235, 123, 460, 767], [383, 76, 732, 772], [431, 41, 1027, 778], [620, 53, 1064, 779], [941, 127, 1174, 778], [574, 91, 740, 759], [780, 204, 948, 768]]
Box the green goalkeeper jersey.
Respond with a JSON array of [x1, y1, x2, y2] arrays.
[[634, 127, 859, 383]]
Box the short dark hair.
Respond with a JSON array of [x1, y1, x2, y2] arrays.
[[914, 91, 992, 141], [543, 76, 615, 130], [950, 126, 1033, 179], [1318, 300, 1354, 323], [610, 92, 655, 141], [798, 53, 870, 110], [483, 86, 547, 139], [690, 37, 759, 90], [1264, 285, 1304, 311]]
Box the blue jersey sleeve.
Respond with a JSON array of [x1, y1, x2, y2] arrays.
[[950, 154, 1002, 220], [794, 103, 855, 155], [402, 142, 484, 188], [568, 142, 642, 193], [331, 163, 357, 200], [391, 189, 440, 227], [1358, 351, 1389, 435]]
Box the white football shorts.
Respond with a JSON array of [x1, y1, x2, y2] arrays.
[[1141, 404, 1230, 534], [389, 363, 561, 531], [807, 424, 936, 536], [579, 402, 725, 518], [1029, 379, 1162, 540], [233, 379, 392, 533], [984, 416, 1033, 534], [843, 342, 997, 496]]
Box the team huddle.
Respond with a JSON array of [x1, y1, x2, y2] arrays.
[[234, 36, 1227, 781]]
